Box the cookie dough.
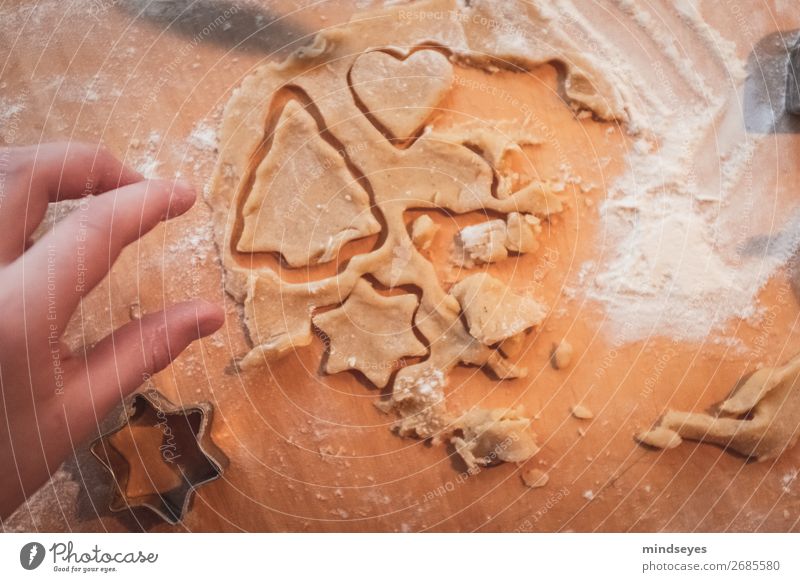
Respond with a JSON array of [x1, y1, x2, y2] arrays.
[[237, 100, 380, 267], [452, 408, 541, 469], [571, 404, 593, 420], [639, 353, 800, 460], [451, 273, 547, 345], [313, 279, 427, 388], [452, 219, 508, 267], [410, 214, 439, 251], [452, 213, 541, 268], [522, 468, 549, 488], [209, 0, 624, 470], [552, 340, 574, 370], [426, 119, 542, 169], [635, 426, 682, 450], [351, 49, 454, 141]]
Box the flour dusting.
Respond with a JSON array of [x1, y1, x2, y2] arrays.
[[493, 0, 800, 343]]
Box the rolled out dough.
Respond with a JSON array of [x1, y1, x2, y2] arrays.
[[209, 0, 626, 471]]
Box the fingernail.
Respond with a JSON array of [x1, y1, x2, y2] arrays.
[[196, 302, 225, 336], [167, 180, 197, 217]]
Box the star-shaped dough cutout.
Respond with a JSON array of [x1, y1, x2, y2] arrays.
[[313, 279, 427, 387]]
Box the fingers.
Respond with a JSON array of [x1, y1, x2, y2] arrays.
[[73, 300, 225, 423], [0, 142, 142, 263], [0, 301, 223, 518], [8, 179, 196, 339]]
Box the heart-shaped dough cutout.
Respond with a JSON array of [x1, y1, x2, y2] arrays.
[[351, 50, 453, 141]]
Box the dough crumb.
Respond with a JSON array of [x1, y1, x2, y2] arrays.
[[571, 404, 593, 420], [451, 408, 539, 469], [451, 213, 541, 268], [522, 468, 549, 488], [452, 220, 507, 267], [410, 214, 440, 251], [636, 427, 682, 449], [551, 340, 574, 370]]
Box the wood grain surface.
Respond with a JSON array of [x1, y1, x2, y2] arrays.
[[3, 0, 800, 532]]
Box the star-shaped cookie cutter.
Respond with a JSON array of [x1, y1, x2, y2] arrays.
[[90, 390, 228, 524]]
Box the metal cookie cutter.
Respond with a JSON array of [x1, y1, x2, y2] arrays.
[[788, 36, 800, 115], [90, 390, 228, 524]]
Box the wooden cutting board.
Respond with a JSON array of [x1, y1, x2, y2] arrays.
[[4, 0, 800, 532]]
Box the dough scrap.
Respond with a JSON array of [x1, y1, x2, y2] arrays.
[[410, 214, 440, 251], [458, 0, 630, 121], [313, 279, 427, 388], [640, 353, 800, 460], [425, 119, 542, 168], [237, 101, 380, 267], [451, 408, 540, 469], [571, 404, 593, 420], [505, 212, 541, 254], [385, 365, 449, 438], [636, 427, 682, 450], [451, 273, 546, 345], [522, 468, 549, 488], [552, 340, 574, 370], [241, 270, 342, 367], [452, 213, 541, 267], [453, 219, 508, 267], [351, 49, 454, 140]]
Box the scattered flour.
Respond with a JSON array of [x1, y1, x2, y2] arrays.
[[782, 469, 798, 494], [133, 131, 164, 178], [545, 1, 800, 343], [187, 121, 219, 152], [458, 0, 798, 344]]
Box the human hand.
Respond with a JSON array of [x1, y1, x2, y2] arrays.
[[0, 142, 225, 517]]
